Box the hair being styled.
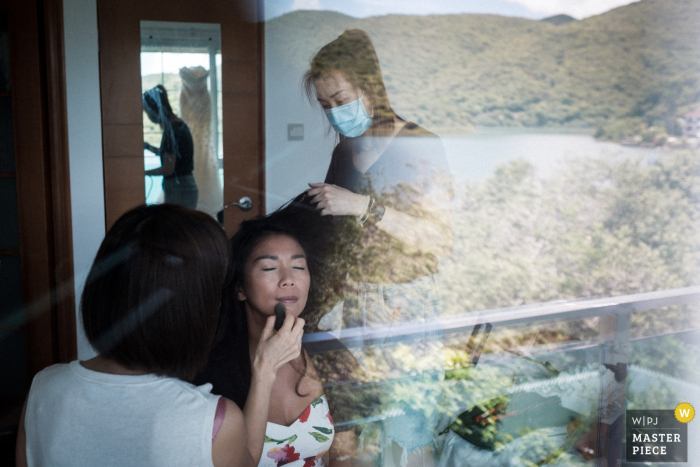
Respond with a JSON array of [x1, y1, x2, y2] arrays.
[[303, 29, 399, 138], [81, 204, 229, 381], [197, 192, 342, 409]]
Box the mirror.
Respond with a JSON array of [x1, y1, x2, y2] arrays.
[[140, 21, 223, 217]]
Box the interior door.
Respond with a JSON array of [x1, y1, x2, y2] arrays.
[[97, 0, 264, 236]]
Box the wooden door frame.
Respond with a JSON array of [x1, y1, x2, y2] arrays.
[[96, 0, 265, 236], [1, 0, 76, 392]]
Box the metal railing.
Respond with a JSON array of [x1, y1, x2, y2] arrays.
[[303, 285, 700, 352], [302, 285, 700, 466]]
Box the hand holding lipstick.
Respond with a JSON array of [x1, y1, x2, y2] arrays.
[[253, 307, 304, 375], [274, 303, 286, 331]]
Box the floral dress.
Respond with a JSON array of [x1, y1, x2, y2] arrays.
[[261, 395, 335, 467]]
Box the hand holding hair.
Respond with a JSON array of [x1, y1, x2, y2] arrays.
[[307, 182, 369, 217]]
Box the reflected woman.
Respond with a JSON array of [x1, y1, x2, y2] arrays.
[[304, 29, 453, 467], [143, 84, 199, 209]]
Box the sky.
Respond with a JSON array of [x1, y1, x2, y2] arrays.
[[264, 0, 640, 21]]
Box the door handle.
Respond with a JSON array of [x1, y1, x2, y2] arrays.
[[225, 196, 253, 211]]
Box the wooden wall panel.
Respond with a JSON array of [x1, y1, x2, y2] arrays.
[[102, 125, 143, 159]]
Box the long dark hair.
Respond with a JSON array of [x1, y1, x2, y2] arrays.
[[196, 192, 342, 408], [303, 29, 399, 140], [143, 84, 179, 155]]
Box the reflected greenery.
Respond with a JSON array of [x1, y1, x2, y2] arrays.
[[307, 150, 700, 465]]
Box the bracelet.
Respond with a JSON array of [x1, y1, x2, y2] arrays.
[[357, 196, 374, 226], [356, 196, 370, 224]]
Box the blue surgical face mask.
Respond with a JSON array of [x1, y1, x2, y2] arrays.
[[324, 93, 372, 138]]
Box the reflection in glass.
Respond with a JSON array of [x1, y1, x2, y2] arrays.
[[140, 21, 223, 216], [297, 29, 453, 467], [264, 2, 700, 466]]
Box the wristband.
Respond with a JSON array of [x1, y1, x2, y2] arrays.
[[357, 197, 374, 227]]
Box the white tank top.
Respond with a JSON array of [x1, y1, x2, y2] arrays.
[[24, 361, 220, 467]]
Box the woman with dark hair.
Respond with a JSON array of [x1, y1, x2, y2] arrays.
[[16, 204, 266, 467], [195, 195, 349, 467], [302, 29, 453, 466], [143, 84, 199, 209]]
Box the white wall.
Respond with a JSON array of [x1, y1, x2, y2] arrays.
[[63, 0, 103, 359], [263, 24, 335, 213]]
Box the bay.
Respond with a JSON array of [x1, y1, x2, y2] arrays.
[[442, 127, 670, 183]]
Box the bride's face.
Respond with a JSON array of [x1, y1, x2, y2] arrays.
[[238, 234, 310, 319]]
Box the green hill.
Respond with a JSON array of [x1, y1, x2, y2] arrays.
[[540, 14, 577, 26], [267, 0, 700, 138]]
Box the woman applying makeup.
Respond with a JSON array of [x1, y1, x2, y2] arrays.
[[195, 201, 344, 467]]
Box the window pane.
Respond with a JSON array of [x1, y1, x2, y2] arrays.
[[262, 2, 700, 465]]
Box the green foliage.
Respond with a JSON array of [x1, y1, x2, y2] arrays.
[[630, 333, 700, 383], [595, 117, 646, 141], [268, 0, 700, 137], [626, 378, 678, 410], [440, 150, 700, 321], [310, 149, 700, 461]]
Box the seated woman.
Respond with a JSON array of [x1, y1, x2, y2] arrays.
[[195, 196, 352, 467], [16, 204, 258, 467]]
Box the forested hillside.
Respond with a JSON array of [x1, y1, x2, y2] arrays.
[[267, 0, 699, 138]]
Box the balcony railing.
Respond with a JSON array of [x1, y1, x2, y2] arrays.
[[303, 286, 700, 466]]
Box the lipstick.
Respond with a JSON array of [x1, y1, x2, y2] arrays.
[[274, 303, 286, 331]]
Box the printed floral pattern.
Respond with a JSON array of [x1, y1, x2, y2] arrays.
[[299, 406, 311, 423], [302, 450, 328, 467], [267, 444, 300, 466], [262, 395, 334, 467]]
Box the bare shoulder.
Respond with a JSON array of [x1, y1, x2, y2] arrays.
[[212, 398, 254, 467]]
